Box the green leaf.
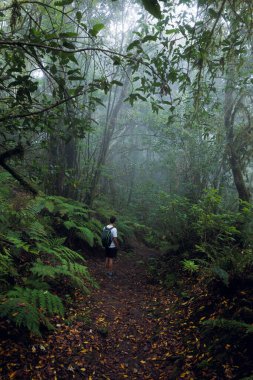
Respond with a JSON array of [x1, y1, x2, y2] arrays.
[[142, 35, 158, 43], [89, 23, 105, 37], [111, 80, 123, 86], [59, 32, 78, 38], [127, 40, 140, 51], [208, 8, 218, 19], [76, 11, 82, 23], [112, 55, 121, 65], [141, 0, 162, 19], [68, 76, 83, 81], [62, 41, 76, 49], [67, 54, 78, 65], [54, 0, 74, 6], [165, 28, 179, 35]]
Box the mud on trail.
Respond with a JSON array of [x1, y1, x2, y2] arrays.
[[0, 245, 192, 380]]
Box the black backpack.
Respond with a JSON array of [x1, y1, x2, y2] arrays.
[[101, 226, 113, 248]]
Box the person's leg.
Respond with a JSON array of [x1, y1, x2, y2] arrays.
[[108, 258, 113, 273], [105, 248, 110, 271]]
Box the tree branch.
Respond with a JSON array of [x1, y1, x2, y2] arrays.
[[0, 145, 38, 195], [0, 92, 83, 122], [0, 39, 123, 56]]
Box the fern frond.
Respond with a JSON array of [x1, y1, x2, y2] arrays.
[[75, 226, 94, 247], [0, 287, 64, 335], [87, 219, 103, 234], [23, 278, 50, 290], [64, 220, 94, 247], [31, 261, 58, 279], [31, 260, 96, 293], [35, 242, 85, 263], [45, 237, 67, 247], [0, 298, 42, 336], [25, 221, 49, 241], [51, 244, 85, 263], [1, 233, 31, 252], [202, 318, 253, 334], [60, 260, 98, 291], [24, 196, 48, 215], [0, 248, 14, 278], [64, 220, 77, 230], [45, 196, 88, 220], [211, 266, 229, 286], [5, 287, 64, 315]]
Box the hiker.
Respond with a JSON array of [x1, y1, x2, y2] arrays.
[[102, 216, 119, 277]]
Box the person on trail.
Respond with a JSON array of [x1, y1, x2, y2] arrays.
[[104, 216, 119, 277]]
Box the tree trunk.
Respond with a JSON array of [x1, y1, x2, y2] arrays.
[[86, 74, 130, 206], [224, 79, 250, 204], [0, 145, 38, 195]]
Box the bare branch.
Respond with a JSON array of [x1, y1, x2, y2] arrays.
[[0, 91, 83, 122]]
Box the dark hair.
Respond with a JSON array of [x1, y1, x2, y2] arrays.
[[110, 216, 116, 223]]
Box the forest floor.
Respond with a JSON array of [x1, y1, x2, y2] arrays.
[[0, 242, 237, 380]]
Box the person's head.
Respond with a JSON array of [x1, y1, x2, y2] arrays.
[[110, 216, 116, 224]]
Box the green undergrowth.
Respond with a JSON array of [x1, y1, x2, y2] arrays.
[[146, 189, 253, 378], [0, 173, 150, 336], [0, 173, 103, 335]]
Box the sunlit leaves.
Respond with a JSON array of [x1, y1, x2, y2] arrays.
[[89, 23, 105, 37]]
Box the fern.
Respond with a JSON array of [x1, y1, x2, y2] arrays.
[[31, 260, 96, 293], [35, 241, 85, 263], [64, 220, 95, 247], [87, 219, 103, 234], [76, 226, 94, 247], [0, 248, 15, 278], [202, 318, 253, 334], [0, 189, 96, 337], [64, 220, 77, 230], [86, 220, 104, 246], [23, 278, 50, 290], [45, 196, 88, 219], [211, 266, 229, 286], [1, 232, 31, 253], [0, 287, 64, 335], [35, 195, 95, 247], [25, 220, 50, 241], [30, 261, 59, 278], [54, 245, 86, 262]]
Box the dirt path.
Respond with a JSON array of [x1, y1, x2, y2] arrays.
[[81, 246, 184, 379], [0, 246, 187, 380]]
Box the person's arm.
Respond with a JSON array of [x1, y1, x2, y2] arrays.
[[112, 227, 119, 248], [113, 236, 119, 249]]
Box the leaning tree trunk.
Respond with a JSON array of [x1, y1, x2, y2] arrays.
[[224, 76, 250, 204], [86, 74, 130, 206], [0, 145, 38, 195]]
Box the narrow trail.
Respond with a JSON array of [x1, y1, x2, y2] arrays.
[[82, 245, 185, 379], [0, 245, 189, 380]]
